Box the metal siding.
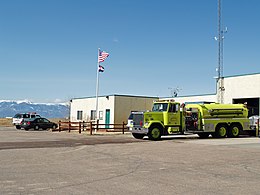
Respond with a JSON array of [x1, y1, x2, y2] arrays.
[[114, 96, 157, 124]]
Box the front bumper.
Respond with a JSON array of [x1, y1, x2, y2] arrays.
[[129, 126, 148, 134]]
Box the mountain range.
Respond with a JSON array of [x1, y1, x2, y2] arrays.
[[0, 100, 70, 118]]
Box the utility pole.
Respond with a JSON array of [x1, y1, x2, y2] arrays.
[[216, 0, 227, 103]]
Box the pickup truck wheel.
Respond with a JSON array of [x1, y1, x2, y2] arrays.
[[214, 124, 227, 138], [227, 124, 240, 138], [197, 133, 210, 138], [148, 126, 162, 141], [132, 133, 145, 139], [16, 125, 21, 129], [34, 125, 39, 130]]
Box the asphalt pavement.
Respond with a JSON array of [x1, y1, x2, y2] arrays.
[[1, 127, 260, 195]]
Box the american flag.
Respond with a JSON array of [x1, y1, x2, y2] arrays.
[[98, 50, 109, 63]]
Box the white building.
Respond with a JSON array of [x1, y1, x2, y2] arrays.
[[169, 73, 260, 116], [70, 73, 260, 124], [70, 95, 158, 124]]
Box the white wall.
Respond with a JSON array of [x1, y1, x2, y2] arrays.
[[223, 74, 260, 103], [98, 96, 115, 124], [70, 96, 115, 124]]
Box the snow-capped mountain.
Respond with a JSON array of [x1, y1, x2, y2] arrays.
[[0, 100, 70, 118]]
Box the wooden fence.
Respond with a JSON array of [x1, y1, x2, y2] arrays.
[[55, 121, 128, 135]]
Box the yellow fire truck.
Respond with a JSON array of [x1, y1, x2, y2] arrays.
[[129, 100, 253, 140]]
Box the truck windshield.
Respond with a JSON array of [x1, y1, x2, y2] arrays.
[[152, 103, 168, 112]]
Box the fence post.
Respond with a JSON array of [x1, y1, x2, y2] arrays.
[[257, 118, 259, 137], [122, 122, 125, 134], [79, 122, 81, 134], [90, 121, 93, 135], [96, 120, 99, 133], [59, 120, 61, 132], [68, 121, 71, 132], [82, 121, 85, 131]]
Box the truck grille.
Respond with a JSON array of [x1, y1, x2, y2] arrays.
[[132, 112, 144, 127]]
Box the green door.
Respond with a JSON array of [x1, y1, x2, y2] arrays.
[[105, 109, 110, 128]]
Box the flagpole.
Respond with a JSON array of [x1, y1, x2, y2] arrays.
[[95, 48, 100, 134]]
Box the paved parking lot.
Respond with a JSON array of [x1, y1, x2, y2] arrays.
[[1, 127, 260, 195]]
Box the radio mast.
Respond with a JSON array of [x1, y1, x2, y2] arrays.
[[216, 0, 227, 103]]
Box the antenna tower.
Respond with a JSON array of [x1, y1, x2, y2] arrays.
[[217, 0, 226, 103]]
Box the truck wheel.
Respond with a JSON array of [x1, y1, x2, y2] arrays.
[[197, 133, 210, 139], [214, 124, 227, 138], [148, 126, 162, 141], [16, 125, 21, 129], [227, 124, 240, 138], [132, 133, 145, 139]]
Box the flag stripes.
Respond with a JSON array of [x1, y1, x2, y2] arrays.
[[98, 51, 109, 63]]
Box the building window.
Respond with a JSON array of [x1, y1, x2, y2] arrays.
[[99, 111, 103, 120], [91, 110, 96, 120], [77, 111, 83, 120]]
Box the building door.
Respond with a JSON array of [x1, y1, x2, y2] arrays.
[[105, 109, 110, 128], [233, 98, 259, 116]]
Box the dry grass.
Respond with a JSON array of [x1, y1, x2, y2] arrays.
[[0, 118, 69, 127], [0, 118, 12, 126]]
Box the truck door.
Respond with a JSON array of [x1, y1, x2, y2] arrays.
[[168, 103, 181, 127]]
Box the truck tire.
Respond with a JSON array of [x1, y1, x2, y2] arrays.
[[16, 125, 21, 129], [213, 124, 227, 138], [132, 133, 145, 139], [148, 126, 162, 141], [227, 124, 240, 138], [197, 133, 210, 139]]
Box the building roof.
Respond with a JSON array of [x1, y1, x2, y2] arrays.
[[164, 93, 216, 99], [71, 94, 159, 101], [224, 72, 260, 79]]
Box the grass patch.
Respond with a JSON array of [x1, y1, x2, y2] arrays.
[[0, 118, 12, 127]]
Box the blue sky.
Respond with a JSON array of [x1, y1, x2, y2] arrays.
[[0, 0, 259, 103]]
